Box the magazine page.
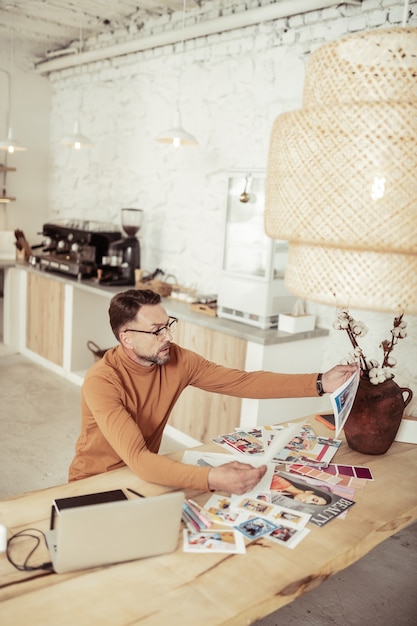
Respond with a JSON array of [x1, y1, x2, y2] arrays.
[[211, 422, 304, 467], [252, 470, 355, 527], [330, 369, 361, 437], [270, 423, 342, 467], [211, 423, 342, 468], [262, 423, 305, 465], [212, 429, 265, 457]]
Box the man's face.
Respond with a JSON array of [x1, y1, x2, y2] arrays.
[[119, 304, 176, 366]]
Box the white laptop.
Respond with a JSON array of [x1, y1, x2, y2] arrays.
[[45, 490, 184, 573]]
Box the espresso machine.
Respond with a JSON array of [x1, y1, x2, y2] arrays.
[[99, 208, 144, 286], [33, 219, 122, 278]]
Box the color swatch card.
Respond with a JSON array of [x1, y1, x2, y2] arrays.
[[288, 463, 373, 489]]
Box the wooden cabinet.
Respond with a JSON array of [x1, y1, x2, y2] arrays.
[[26, 271, 65, 366], [169, 320, 247, 442]]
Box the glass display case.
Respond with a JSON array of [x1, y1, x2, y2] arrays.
[[217, 172, 295, 329]]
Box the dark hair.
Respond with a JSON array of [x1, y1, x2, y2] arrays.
[[282, 487, 332, 505], [109, 289, 161, 340], [279, 474, 333, 505]]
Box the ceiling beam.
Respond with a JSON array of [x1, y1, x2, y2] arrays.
[[35, 1, 358, 74]]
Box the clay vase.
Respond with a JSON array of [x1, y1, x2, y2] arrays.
[[344, 375, 413, 455]]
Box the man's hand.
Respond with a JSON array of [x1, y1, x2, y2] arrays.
[[207, 461, 267, 495], [322, 363, 359, 394]]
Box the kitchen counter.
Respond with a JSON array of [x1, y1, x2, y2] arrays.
[[15, 263, 328, 347]]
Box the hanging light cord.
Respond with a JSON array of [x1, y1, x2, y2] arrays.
[[0, 13, 13, 164], [176, 0, 187, 110], [78, 23, 83, 73], [402, 0, 409, 26], [180, 0, 186, 53], [1, 24, 14, 135], [0, 69, 11, 133]]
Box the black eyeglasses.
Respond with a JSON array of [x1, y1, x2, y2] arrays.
[[123, 317, 178, 338]]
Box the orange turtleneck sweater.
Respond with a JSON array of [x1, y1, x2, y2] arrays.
[[68, 343, 318, 490]]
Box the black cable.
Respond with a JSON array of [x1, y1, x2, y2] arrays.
[[6, 528, 53, 572]]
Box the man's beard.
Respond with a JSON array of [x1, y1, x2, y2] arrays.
[[134, 343, 171, 366]]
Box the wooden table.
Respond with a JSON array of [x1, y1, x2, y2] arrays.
[[1, 418, 417, 626]]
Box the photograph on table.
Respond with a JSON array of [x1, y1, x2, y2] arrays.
[[182, 529, 246, 554], [235, 516, 278, 540], [231, 495, 311, 529], [203, 494, 245, 526], [266, 524, 310, 549]]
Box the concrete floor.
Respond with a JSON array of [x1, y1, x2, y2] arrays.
[[0, 318, 416, 624]]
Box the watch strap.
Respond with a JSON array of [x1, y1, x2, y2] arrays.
[[316, 373, 324, 396]]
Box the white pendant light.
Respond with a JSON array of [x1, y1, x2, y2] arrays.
[[60, 26, 94, 149], [155, 0, 198, 147], [0, 125, 27, 153], [0, 33, 27, 153], [155, 109, 198, 147], [60, 119, 93, 150]]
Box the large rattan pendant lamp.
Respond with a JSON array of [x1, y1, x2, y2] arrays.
[[265, 24, 417, 314]]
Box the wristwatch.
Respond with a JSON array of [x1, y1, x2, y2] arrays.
[[316, 373, 324, 396]]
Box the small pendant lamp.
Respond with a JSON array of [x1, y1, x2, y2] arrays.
[[60, 26, 94, 150], [0, 34, 27, 153], [155, 0, 198, 147], [60, 119, 93, 150], [0, 126, 27, 153]]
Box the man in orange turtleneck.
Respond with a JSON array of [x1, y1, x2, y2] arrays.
[[69, 289, 357, 495]]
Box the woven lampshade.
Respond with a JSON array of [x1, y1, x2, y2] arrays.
[[303, 27, 417, 106], [265, 27, 417, 313], [265, 101, 417, 252], [285, 244, 417, 314]]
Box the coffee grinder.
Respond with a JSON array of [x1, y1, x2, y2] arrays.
[[99, 208, 143, 286]]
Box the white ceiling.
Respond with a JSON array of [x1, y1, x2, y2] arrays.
[[0, 0, 361, 73], [0, 0, 205, 60]]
